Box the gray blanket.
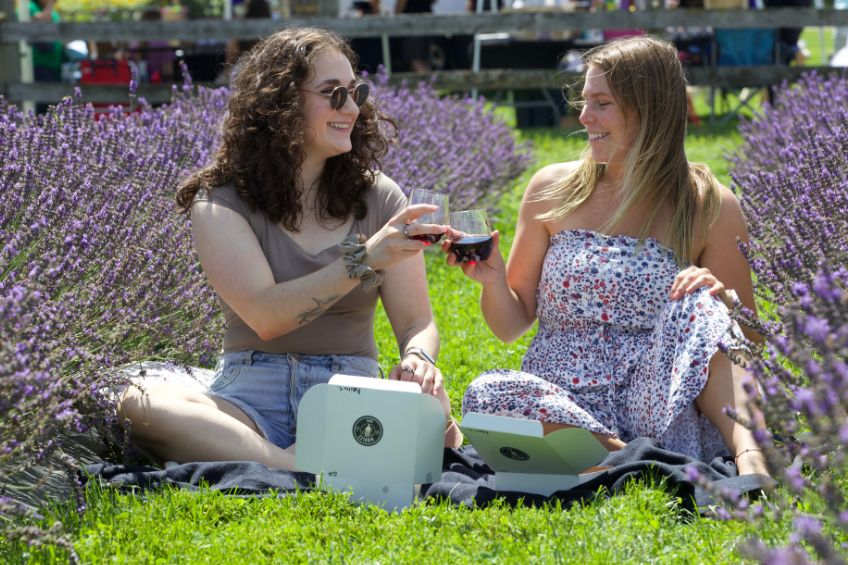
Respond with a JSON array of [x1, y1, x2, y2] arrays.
[[84, 437, 774, 510]]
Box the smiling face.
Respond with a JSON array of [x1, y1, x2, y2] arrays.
[[579, 65, 640, 173], [300, 49, 361, 161]]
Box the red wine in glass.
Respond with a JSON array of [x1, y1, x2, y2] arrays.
[[449, 209, 493, 263], [449, 234, 494, 262], [411, 233, 443, 245], [409, 189, 449, 246]]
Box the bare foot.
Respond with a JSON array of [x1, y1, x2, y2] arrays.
[[444, 419, 463, 449]]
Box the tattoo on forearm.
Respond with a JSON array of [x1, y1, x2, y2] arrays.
[[297, 295, 339, 325]]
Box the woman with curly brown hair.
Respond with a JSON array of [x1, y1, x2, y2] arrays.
[[118, 28, 460, 470]]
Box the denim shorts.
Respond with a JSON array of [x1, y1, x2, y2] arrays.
[[207, 350, 381, 449]]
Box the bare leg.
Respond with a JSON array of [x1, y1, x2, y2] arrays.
[[541, 422, 627, 452], [118, 383, 296, 470], [696, 352, 770, 476]]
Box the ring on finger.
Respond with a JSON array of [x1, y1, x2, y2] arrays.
[[402, 223, 411, 239]]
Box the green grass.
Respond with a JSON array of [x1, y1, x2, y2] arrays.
[[0, 127, 814, 564], [4, 474, 798, 564], [801, 26, 837, 66]]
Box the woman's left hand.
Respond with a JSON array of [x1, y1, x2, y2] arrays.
[[669, 265, 731, 306], [389, 357, 450, 416]]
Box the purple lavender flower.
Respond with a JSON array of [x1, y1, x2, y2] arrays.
[[728, 71, 848, 563], [369, 70, 533, 211], [684, 465, 701, 482]]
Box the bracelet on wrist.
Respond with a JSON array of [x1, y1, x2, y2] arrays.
[[734, 447, 764, 463], [338, 234, 382, 291], [404, 346, 436, 365]]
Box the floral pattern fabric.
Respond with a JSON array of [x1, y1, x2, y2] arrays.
[[462, 229, 744, 461]]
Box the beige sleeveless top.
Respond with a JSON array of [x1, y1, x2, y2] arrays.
[[194, 174, 407, 359]]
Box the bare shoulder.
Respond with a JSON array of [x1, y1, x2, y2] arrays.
[[525, 161, 580, 197], [697, 182, 757, 323], [709, 184, 747, 235], [522, 161, 580, 214]]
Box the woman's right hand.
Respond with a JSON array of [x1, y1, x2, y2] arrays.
[[669, 265, 732, 307], [441, 229, 506, 286], [363, 204, 446, 271]]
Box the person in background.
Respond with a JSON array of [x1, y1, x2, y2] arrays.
[[118, 28, 462, 470], [445, 36, 769, 476], [352, 0, 381, 15], [226, 0, 273, 67], [130, 8, 176, 83], [29, 0, 63, 83], [349, 0, 384, 72], [395, 0, 435, 72], [466, 0, 503, 12], [764, 0, 811, 65]]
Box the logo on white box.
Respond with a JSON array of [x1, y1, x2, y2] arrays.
[[499, 446, 530, 461], [352, 415, 383, 446]]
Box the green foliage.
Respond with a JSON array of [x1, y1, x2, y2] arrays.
[[55, 0, 156, 19], [799, 27, 836, 67]]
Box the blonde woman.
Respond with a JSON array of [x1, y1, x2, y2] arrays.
[[446, 36, 768, 476]]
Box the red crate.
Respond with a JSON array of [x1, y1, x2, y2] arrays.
[[80, 59, 132, 85]]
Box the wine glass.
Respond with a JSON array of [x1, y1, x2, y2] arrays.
[[448, 209, 493, 264], [408, 188, 449, 246]]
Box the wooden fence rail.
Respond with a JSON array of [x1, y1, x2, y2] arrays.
[[2, 9, 848, 40], [5, 65, 843, 105], [1, 8, 847, 105]]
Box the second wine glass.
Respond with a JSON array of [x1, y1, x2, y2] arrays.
[[449, 209, 494, 264], [408, 188, 449, 245]]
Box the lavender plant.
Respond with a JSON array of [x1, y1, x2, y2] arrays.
[[0, 85, 228, 550], [732, 72, 848, 301], [0, 75, 531, 549], [726, 72, 848, 562], [370, 70, 533, 211]]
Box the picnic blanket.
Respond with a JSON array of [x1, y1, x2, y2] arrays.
[[83, 437, 774, 511]]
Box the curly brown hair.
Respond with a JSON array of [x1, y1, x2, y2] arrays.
[[176, 27, 398, 231]]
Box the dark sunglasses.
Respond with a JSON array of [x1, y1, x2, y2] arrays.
[[300, 83, 370, 111]]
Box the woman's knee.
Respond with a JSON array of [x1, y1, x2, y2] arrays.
[[116, 384, 146, 424], [462, 374, 497, 414], [117, 384, 213, 432], [462, 371, 530, 414]]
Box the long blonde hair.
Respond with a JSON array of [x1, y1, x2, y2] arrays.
[[537, 36, 721, 264]]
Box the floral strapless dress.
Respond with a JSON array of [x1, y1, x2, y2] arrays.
[[462, 229, 745, 461]]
